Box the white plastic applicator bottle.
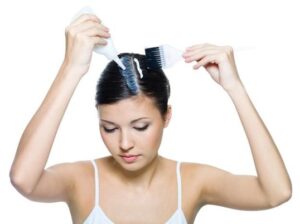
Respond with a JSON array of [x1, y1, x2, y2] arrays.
[[72, 6, 126, 70], [94, 38, 126, 70]]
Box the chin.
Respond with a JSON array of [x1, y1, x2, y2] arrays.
[[113, 155, 150, 172]]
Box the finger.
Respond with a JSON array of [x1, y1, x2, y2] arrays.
[[92, 36, 108, 46], [193, 54, 217, 69], [184, 45, 221, 56], [183, 45, 221, 59], [71, 14, 101, 26], [68, 22, 110, 40], [185, 44, 204, 51], [184, 49, 220, 63], [83, 26, 111, 38], [73, 20, 109, 33], [186, 43, 216, 51]]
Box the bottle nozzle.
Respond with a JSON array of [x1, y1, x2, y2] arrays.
[[94, 38, 126, 70]]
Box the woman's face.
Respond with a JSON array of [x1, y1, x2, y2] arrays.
[[98, 95, 171, 171]]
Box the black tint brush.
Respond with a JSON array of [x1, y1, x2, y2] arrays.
[[145, 44, 183, 69]]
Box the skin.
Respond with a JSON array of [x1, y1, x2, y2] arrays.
[[10, 14, 292, 224], [98, 95, 171, 176]]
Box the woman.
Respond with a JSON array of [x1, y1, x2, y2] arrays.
[[10, 14, 292, 224]]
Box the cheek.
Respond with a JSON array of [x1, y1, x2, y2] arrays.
[[140, 126, 164, 149], [100, 130, 118, 151]]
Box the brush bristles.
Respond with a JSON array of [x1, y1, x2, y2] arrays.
[[145, 46, 166, 69], [145, 45, 183, 69]]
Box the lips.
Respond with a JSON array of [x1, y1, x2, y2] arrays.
[[120, 154, 141, 163]]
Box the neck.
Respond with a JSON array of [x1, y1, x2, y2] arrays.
[[110, 155, 162, 191]]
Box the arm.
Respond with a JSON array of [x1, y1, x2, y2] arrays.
[[10, 14, 110, 202], [183, 44, 292, 209]]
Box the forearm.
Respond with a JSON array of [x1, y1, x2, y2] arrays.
[[227, 84, 292, 204], [10, 62, 83, 194]]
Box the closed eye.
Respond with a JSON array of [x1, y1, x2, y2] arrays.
[[101, 124, 149, 133], [134, 124, 149, 131], [103, 126, 117, 133]]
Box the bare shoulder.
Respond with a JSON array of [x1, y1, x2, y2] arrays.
[[51, 159, 97, 219], [181, 162, 234, 190], [21, 159, 99, 203], [180, 162, 228, 204], [180, 162, 273, 210], [47, 159, 93, 179], [160, 158, 217, 178], [47, 160, 94, 193], [181, 161, 230, 180], [53, 156, 119, 187], [180, 161, 217, 180]]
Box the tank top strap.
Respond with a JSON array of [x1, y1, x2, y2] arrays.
[[91, 160, 100, 206], [176, 161, 183, 209]]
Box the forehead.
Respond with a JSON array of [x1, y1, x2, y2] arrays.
[[98, 95, 161, 122]]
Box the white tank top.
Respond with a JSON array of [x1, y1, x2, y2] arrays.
[[83, 160, 188, 224]]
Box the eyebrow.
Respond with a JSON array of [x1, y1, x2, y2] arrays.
[[100, 117, 150, 125]]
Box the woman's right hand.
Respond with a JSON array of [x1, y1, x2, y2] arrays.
[[63, 14, 110, 75]]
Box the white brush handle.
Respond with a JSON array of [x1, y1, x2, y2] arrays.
[[162, 45, 183, 68]]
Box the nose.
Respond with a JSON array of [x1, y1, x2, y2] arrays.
[[119, 130, 134, 151]]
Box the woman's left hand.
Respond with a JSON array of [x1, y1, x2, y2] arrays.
[[183, 43, 243, 92]]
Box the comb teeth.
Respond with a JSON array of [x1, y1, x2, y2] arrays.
[[120, 55, 139, 94], [145, 46, 166, 69]]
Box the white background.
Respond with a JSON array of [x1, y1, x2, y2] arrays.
[[0, 0, 299, 223]]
